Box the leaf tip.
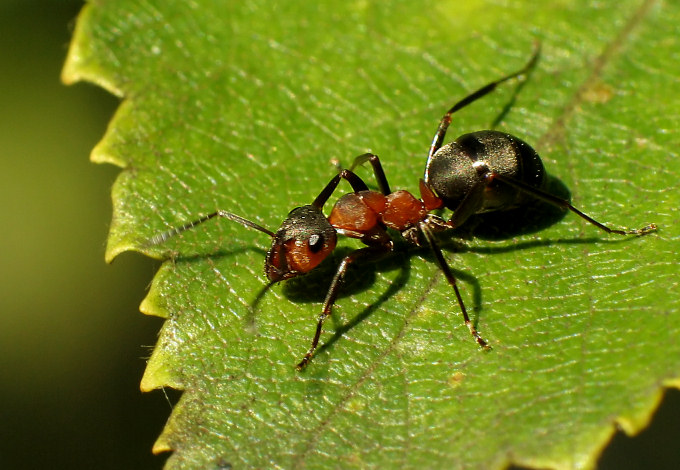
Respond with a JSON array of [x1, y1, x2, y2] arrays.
[[104, 240, 134, 263], [613, 387, 668, 437], [141, 350, 183, 392], [140, 268, 171, 319], [60, 3, 124, 96], [60, 5, 89, 86], [152, 435, 173, 455], [91, 138, 127, 167]]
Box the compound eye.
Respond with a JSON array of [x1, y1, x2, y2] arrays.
[[308, 233, 324, 253]]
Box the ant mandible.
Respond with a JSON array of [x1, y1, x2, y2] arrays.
[[151, 46, 656, 370]]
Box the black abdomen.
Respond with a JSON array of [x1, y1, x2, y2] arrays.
[[425, 130, 545, 216]]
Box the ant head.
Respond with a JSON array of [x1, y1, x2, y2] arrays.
[[265, 205, 337, 282]]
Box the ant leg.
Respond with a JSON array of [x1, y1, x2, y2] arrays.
[[491, 173, 657, 235], [349, 153, 392, 195], [296, 243, 393, 370], [427, 43, 541, 162], [312, 169, 372, 208], [419, 221, 491, 349], [446, 181, 488, 229], [148, 210, 275, 246], [150, 167, 373, 245]]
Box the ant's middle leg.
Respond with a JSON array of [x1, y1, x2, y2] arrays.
[[349, 153, 392, 195], [419, 221, 490, 349]]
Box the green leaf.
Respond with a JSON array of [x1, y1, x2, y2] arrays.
[[63, 0, 679, 468]]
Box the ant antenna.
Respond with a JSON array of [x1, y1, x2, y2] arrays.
[[148, 210, 275, 246]]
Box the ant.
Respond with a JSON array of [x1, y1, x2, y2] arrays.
[[150, 47, 656, 370]]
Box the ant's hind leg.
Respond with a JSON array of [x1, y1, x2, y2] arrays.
[[491, 173, 657, 236], [427, 43, 541, 162]]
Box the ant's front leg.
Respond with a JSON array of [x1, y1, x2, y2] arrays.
[[296, 242, 393, 370], [312, 168, 373, 208]]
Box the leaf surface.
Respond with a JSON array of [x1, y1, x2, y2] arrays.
[[63, 1, 679, 468]]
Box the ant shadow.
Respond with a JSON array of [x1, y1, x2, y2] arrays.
[[452, 174, 570, 241], [489, 51, 536, 131], [157, 244, 268, 266], [158, 174, 639, 361], [311, 245, 484, 360], [275, 174, 644, 360]]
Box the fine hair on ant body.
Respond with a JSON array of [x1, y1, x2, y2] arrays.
[[151, 46, 656, 370]]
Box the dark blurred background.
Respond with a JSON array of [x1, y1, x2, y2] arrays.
[[0, 1, 676, 469], [0, 1, 168, 469]]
